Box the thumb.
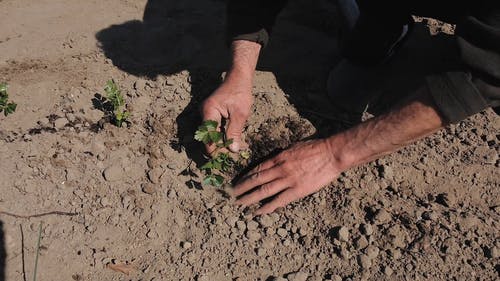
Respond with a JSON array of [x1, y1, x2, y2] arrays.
[[226, 112, 247, 152], [201, 103, 223, 154]]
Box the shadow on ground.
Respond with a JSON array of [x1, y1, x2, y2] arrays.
[[96, 0, 340, 166], [96, 0, 458, 169], [0, 221, 6, 281]]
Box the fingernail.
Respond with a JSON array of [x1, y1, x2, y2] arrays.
[[229, 142, 240, 152]]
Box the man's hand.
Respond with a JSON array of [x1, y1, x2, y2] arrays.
[[201, 40, 261, 153], [234, 139, 344, 215], [201, 80, 253, 153], [233, 87, 445, 215]]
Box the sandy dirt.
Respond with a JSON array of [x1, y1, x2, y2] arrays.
[[0, 0, 499, 280]]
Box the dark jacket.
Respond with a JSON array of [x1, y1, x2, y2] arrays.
[[227, 0, 500, 123]]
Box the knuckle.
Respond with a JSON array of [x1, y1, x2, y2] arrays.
[[259, 183, 273, 196], [250, 172, 261, 181]]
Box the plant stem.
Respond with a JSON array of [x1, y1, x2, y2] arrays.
[[33, 222, 42, 281]]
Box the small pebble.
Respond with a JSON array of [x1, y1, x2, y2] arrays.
[[236, 220, 246, 231], [38, 117, 50, 127], [487, 246, 499, 259], [247, 220, 259, 231], [246, 230, 261, 241], [365, 245, 379, 259], [332, 275, 342, 281], [256, 248, 266, 256], [298, 227, 308, 236], [373, 209, 392, 225], [357, 254, 372, 269], [384, 266, 393, 276], [147, 168, 163, 184], [181, 241, 192, 249], [360, 223, 374, 236], [337, 226, 349, 242], [277, 228, 288, 238], [103, 165, 123, 182], [354, 236, 369, 250], [54, 117, 69, 129], [287, 271, 309, 281], [258, 214, 274, 228], [100, 197, 111, 207], [141, 183, 156, 194], [225, 216, 238, 228], [134, 79, 147, 91]]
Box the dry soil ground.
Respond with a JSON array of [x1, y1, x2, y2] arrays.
[[0, 0, 499, 281]]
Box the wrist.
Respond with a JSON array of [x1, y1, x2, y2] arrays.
[[224, 67, 254, 85], [226, 40, 261, 84], [324, 133, 358, 173]]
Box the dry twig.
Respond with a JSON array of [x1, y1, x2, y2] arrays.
[[0, 211, 78, 219]]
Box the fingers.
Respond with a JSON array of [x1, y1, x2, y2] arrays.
[[226, 111, 247, 152], [233, 165, 281, 197], [201, 101, 224, 153], [235, 179, 289, 207], [255, 189, 299, 215], [241, 160, 279, 182]]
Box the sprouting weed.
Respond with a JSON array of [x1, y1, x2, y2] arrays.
[[0, 83, 17, 116], [104, 80, 129, 127], [194, 120, 250, 187]]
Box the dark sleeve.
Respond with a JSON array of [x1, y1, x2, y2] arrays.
[[427, 3, 500, 123], [226, 0, 289, 47]]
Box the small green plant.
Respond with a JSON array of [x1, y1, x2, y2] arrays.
[[0, 82, 17, 116], [195, 120, 250, 187], [104, 80, 129, 127]]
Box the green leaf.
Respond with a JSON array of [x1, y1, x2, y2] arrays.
[[213, 174, 224, 187], [104, 80, 124, 109], [224, 139, 234, 146], [194, 129, 210, 144], [208, 131, 222, 143], [3, 103, 17, 116], [203, 174, 224, 187], [203, 175, 215, 186], [200, 161, 214, 170], [203, 120, 218, 131], [0, 83, 7, 95], [104, 80, 129, 127]]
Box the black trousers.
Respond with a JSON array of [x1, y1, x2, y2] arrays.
[[336, 0, 468, 65]]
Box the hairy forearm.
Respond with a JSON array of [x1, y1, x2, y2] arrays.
[[328, 86, 447, 170], [225, 40, 262, 84]]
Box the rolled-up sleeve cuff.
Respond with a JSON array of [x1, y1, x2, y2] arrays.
[[426, 72, 488, 123], [228, 29, 270, 47]]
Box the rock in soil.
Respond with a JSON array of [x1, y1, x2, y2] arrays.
[[287, 271, 309, 281], [360, 223, 374, 236], [103, 165, 123, 182], [373, 209, 392, 225], [54, 117, 69, 129], [141, 183, 156, 194], [357, 254, 372, 269], [336, 226, 349, 242]]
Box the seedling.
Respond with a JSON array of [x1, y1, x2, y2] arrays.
[[104, 80, 129, 127], [195, 120, 249, 187], [0, 82, 17, 116]]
